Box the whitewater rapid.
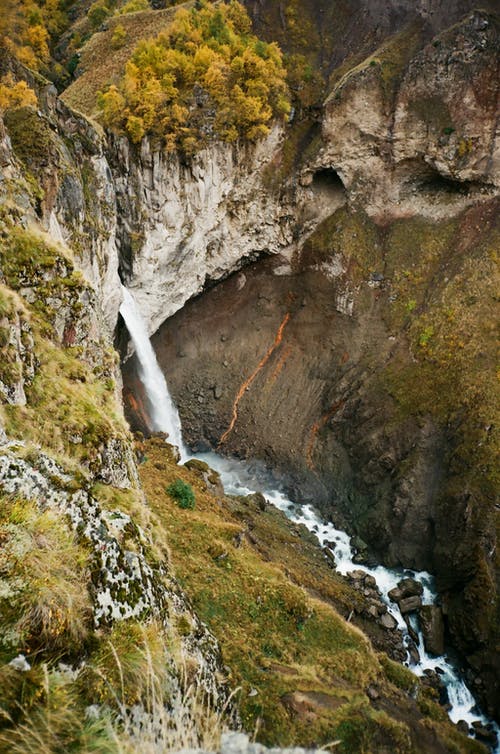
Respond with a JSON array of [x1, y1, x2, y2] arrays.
[[120, 286, 499, 751]]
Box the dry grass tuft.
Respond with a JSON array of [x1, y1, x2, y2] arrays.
[[0, 496, 92, 657]]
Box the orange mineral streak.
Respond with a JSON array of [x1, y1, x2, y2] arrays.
[[306, 400, 344, 470], [219, 313, 291, 446], [270, 344, 293, 384]]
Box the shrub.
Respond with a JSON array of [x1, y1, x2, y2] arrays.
[[0, 74, 37, 112], [88, 1, 111, 29], [111, 22, 127, 49], [167, 479, 195, 509], [117, 0, 149, 14]]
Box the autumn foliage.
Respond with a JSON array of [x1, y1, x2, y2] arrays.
[[0, 0, 67, 72], [97, 0, 290, 151]]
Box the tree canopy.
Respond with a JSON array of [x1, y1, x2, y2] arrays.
[[97, 0, 290, 152]]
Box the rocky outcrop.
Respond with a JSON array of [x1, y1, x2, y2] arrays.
[[313, 11, 499, 220], [110, 127, 289, 334]]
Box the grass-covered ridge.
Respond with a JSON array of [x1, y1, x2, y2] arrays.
[[97, 0, 290, 150]]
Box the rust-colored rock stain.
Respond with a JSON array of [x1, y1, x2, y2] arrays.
[[219, 312, 290, 446]]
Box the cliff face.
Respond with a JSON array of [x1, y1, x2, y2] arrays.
[[110, 129, 295, 335], [0, 54, 236, 749], [316, 11, 499, 219]]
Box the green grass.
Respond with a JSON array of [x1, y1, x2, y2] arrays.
[[0, 496, 92, 663]]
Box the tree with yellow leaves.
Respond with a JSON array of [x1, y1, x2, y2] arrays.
[[97, 0, 290, 152]]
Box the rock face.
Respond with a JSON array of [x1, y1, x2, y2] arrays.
[[316, 11, 499, 220], [420, 605, 445, 656], [111, 129, 294, 335], [143, 198, 499, 716]]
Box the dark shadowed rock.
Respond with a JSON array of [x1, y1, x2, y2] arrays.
[[420, 605, 445, 656]]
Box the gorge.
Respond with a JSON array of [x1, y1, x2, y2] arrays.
[[121, 282, 499, 744], [0, 0, 499, 751]]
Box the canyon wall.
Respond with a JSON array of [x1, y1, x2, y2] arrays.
[[122, 10, 500, 717], [1, 1, 498, 730]]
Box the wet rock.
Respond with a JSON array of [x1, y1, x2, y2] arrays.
[[404, 617, 419, 645], [379, 613, 398, 630], [456, 720, 470, 736], [422, 668, 448, 704], [398, 595, 422, 614], [323, 546, 337, 569], [420, 604, 445, 656], [389, 578, 423, 604], [348, 569, 368, 582], [351, 535, 368, 554], [352, 550, 370, 565], [472, 722, 498, 746], [407, 641, 420, 665], [398, 578, 424, 597]]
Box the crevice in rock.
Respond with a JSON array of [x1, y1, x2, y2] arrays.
[[418, 172, 476, 195]]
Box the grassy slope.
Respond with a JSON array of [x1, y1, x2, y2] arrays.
[[138, 437, 485, 753]]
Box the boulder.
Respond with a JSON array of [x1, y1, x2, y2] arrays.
[[472, 722, 498, 746], [420, 605, 445, 656], [389, 578, 424, 605], [398, 578, 424, 597], [379, 613, 398, 630], [456, 720, 470, 736], [399, 595, 422, 614], [323, 546, 337, 568]]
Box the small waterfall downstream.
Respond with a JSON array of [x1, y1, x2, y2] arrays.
[[119, 286, 499, 751]]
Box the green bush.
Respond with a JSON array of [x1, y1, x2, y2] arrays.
[[88, 1, 111, 29], [167, 479, 195, 509], [117, 0, 149, 14], [111, 23, 127, 48]]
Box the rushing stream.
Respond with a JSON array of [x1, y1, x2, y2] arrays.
[[120, 286, 499, 751]]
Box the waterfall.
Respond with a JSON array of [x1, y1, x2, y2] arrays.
[[119, 286, 187, 459]]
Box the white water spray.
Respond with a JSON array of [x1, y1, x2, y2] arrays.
[[121, 287, 499, 751], [119, 286, 187, 458]]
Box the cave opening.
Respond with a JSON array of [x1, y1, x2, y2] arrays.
[[311, 167, 346, 195], [419, 171, 474, 195]]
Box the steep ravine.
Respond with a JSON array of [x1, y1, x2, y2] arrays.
[[121, 9, 499, 721], [0, 1, 498, 749]]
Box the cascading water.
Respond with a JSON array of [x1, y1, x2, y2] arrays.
[[119, 286, 187, 459], [120, 286, 499, 752]]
